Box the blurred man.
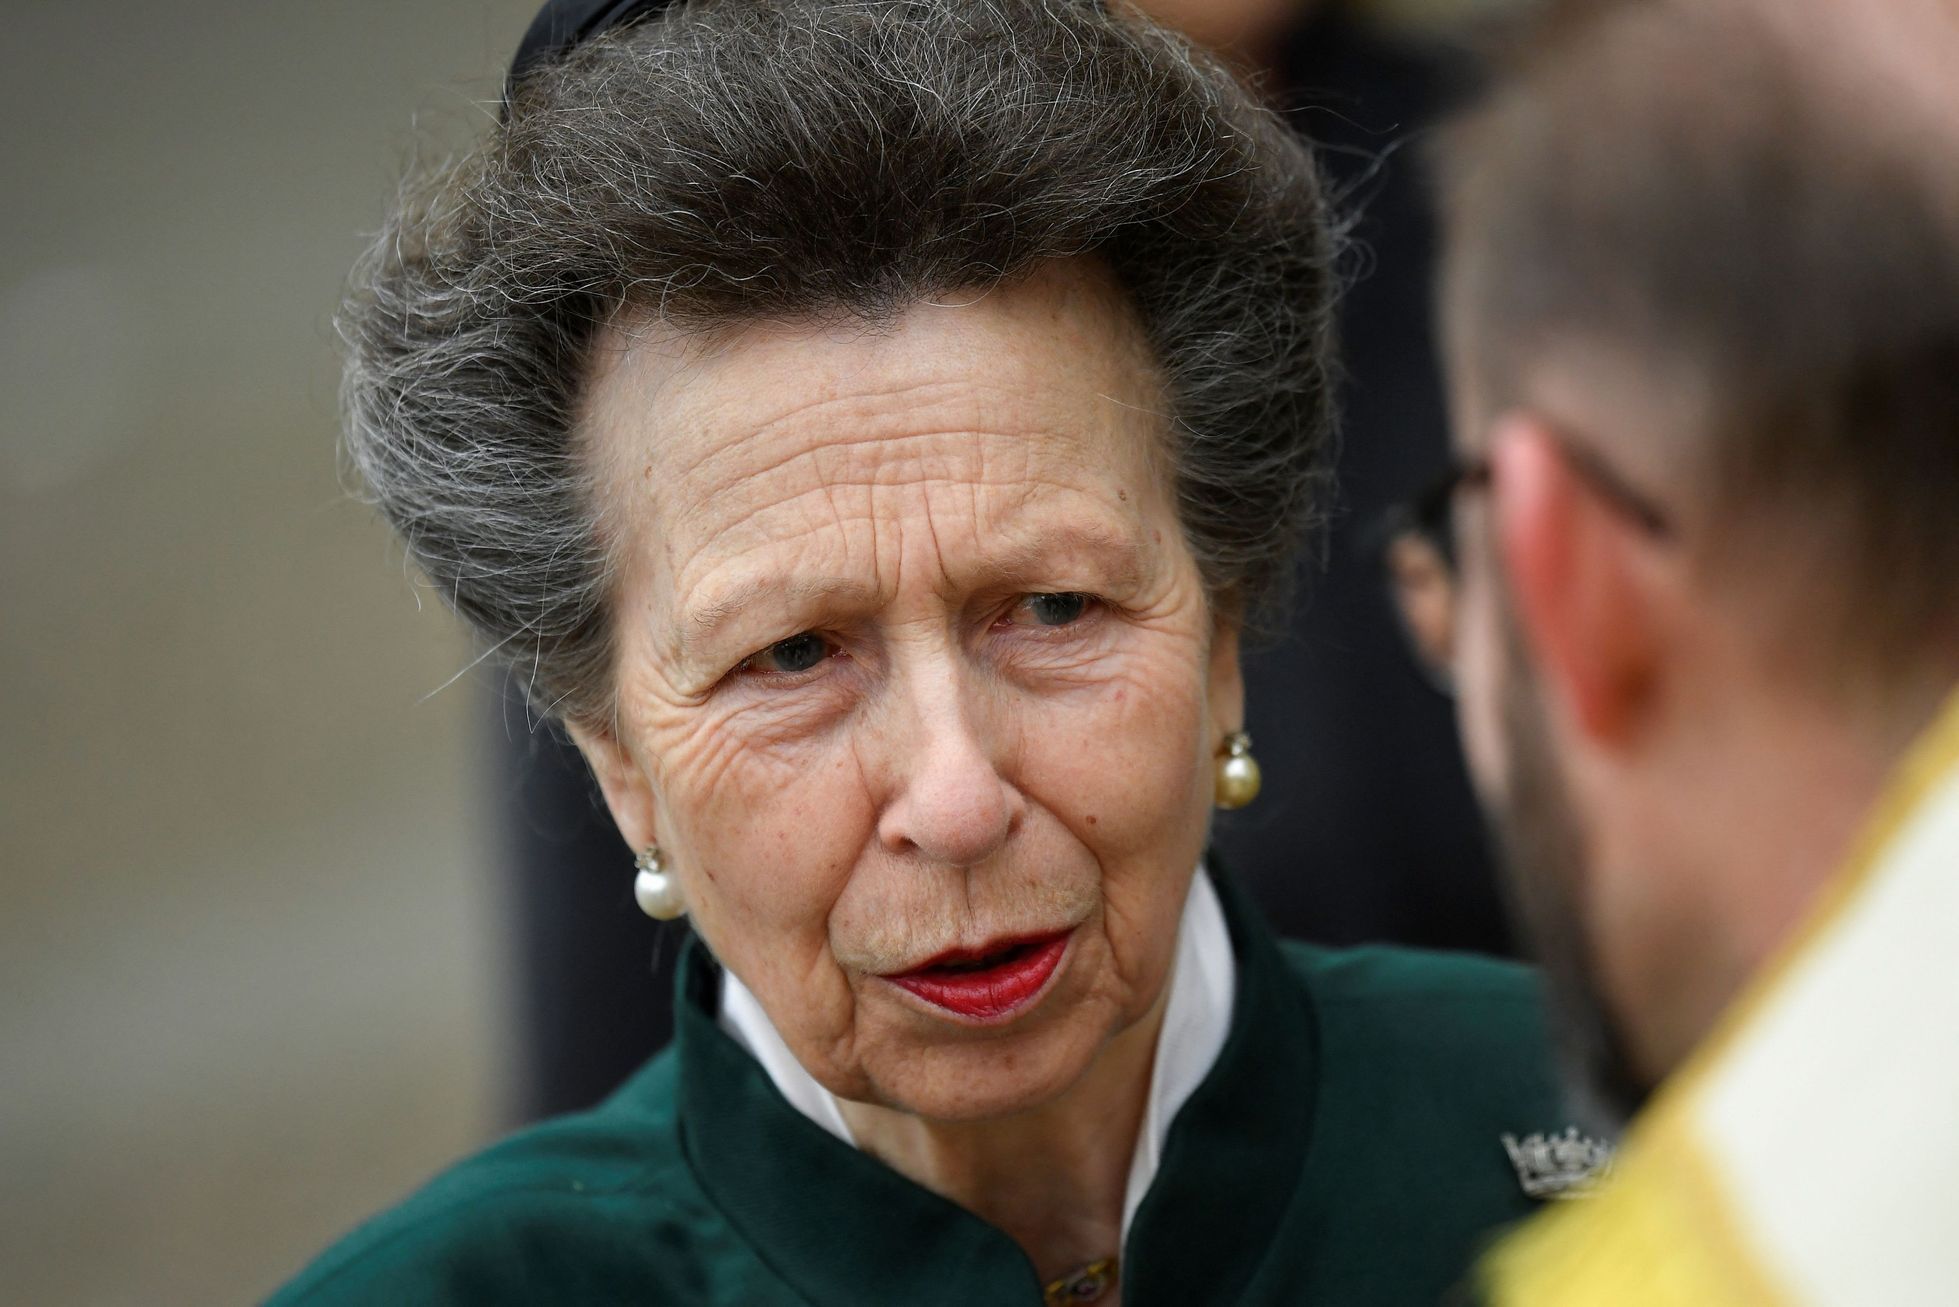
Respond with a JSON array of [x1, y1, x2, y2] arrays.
[[1393, 0, 1959, 1299]]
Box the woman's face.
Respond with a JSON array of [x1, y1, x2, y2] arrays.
[[575, 260, 1242, 1121]]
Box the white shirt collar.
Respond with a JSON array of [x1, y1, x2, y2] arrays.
[[717, 865, 1237, 1249]]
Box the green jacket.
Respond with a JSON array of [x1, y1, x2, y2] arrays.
[[271, 876, 1562, 1304]]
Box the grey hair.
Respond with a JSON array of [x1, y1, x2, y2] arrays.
[[341, 0, 1339, 729]]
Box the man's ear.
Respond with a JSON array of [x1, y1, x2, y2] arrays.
[[565, 718, 659, 853], [1489, 413, 1664, 746]]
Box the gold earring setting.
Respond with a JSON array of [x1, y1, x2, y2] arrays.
[[633, 845, 687, 921], [1214, 731, 1262, 811]]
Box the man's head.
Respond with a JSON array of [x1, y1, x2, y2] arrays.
[[1425, 0, 1959, 1125]]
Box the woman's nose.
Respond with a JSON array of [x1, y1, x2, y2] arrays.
[[876, 704, 1023, 868]]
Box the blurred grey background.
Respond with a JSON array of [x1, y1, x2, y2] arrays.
[[1, 4, 538, 1302]]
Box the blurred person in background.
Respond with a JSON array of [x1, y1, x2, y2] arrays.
[[502, 0, 1518, 1122], [276, 2, 1567, 1302], [1391, 0, 1959, 1299]]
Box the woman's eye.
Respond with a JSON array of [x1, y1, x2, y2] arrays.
[[740, 632, 833, 675], [1013, 592, 1091, 627]]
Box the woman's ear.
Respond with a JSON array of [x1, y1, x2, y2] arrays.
[[1206, 615, 1246, 735], [565, 718, 659, 853]]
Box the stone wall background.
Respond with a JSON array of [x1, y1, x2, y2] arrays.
[[0, 5, 536, 1301]]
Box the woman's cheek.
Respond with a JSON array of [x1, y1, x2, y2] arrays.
[[647, 666, 852, 805], [1061, 643, 1207, 822], [667, 722, 869, 940]]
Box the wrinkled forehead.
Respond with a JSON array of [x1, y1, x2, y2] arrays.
[[581, 259, 1165, 488], [577, 260, 1182, 658]]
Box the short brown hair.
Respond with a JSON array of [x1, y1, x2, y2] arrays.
[[1438, 0, 1959, 670]]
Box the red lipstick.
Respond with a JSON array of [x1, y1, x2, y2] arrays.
[[884, 932, 1070, 1021]]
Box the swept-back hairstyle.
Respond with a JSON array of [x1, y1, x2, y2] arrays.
[[341, 0, 1339, 727]]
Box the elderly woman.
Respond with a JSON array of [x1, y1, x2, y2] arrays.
[[276, 1, 1565, 1303]]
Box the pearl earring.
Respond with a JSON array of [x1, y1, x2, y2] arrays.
[[633, 845, 686, 921], [1214, 731, 1262, 810]]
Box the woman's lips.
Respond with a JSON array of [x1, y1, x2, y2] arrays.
[[882, 931, 1071, 1021]]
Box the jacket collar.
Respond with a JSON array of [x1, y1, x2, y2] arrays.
[[672, 866, 1318, 1306], [716, 867, 1240, 1247]]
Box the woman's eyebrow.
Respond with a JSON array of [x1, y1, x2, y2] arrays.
[[673, 575, 874, 667], [671, 523, 1148, 663], [973, 522, 1151, 592]]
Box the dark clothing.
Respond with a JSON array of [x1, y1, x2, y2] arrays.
[[1215, 13, 1507, 953], [273, 875, 1557, 1306], [495, 709, 683, 1104]]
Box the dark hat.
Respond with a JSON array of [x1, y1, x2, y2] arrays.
[[506, 0, 1113, 103], [506, 0, 679, 105]]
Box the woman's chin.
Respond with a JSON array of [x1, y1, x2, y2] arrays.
[[841, 967, 1137, 1123], [855, 1017, 1115, 1122]]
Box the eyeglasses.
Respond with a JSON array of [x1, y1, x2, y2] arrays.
[[1380, 439, 1673, 692]]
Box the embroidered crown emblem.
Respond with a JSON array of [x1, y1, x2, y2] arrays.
[[1501, 1126, 1615, 1200]]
